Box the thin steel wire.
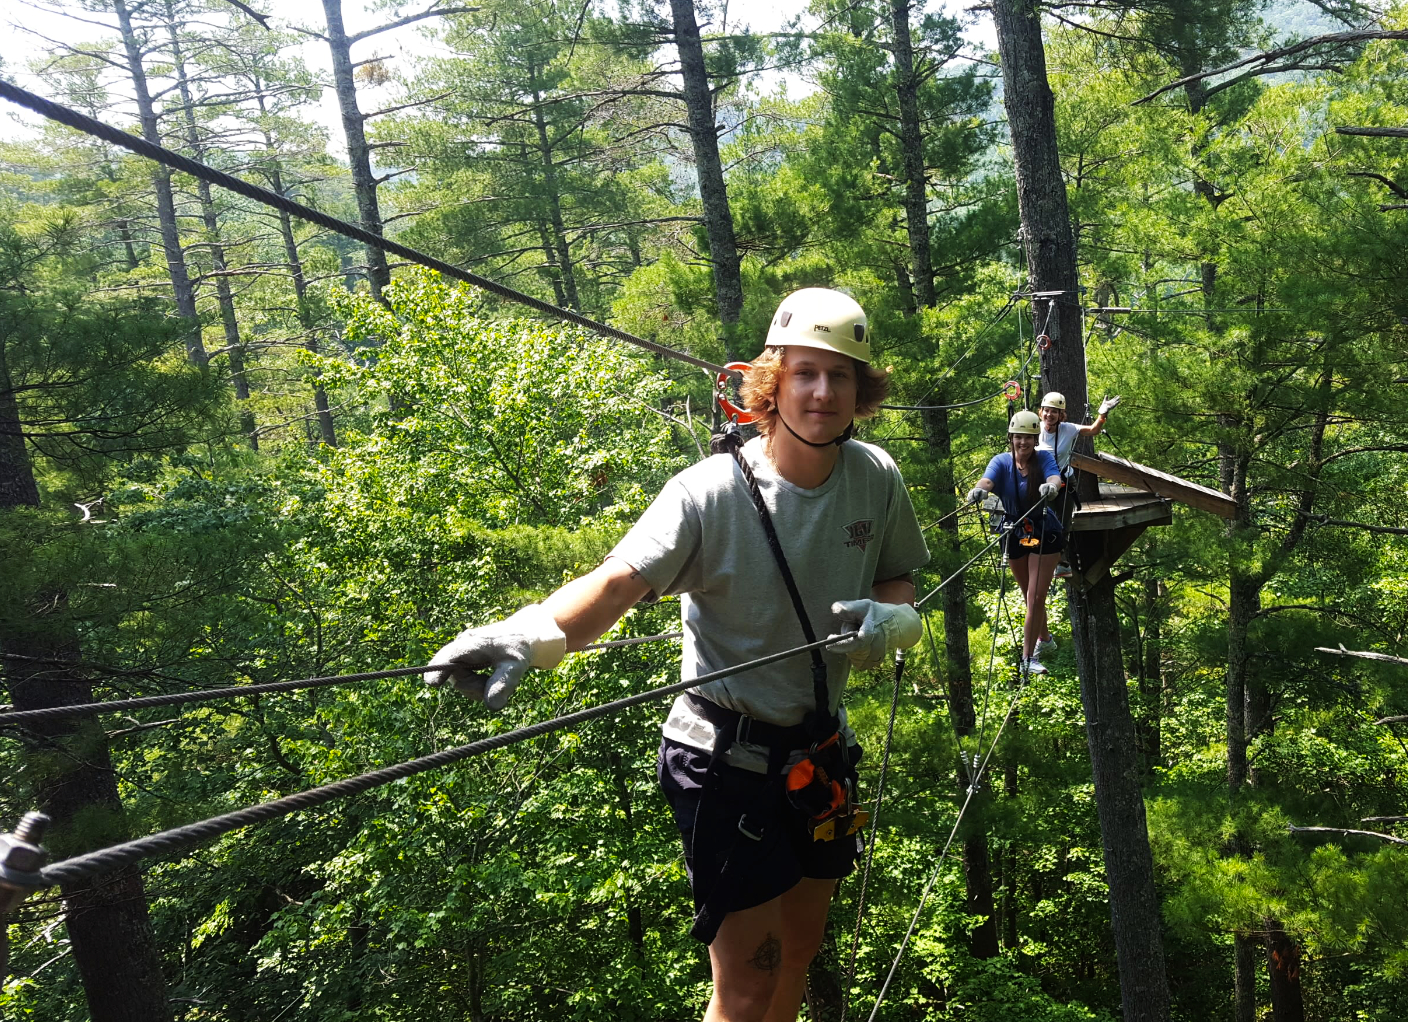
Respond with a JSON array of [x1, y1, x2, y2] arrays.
[[0, 634, 685, 727]]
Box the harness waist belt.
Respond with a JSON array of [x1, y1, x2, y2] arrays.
[[684, 693, 816, 751]]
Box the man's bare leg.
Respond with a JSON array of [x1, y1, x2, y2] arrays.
[[703, 878, 836, 1022], [764, 877, 837, 1022], [705, 894, 785, 1022]]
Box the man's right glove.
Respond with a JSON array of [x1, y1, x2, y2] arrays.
[[423, 604, 567, 710], [967, 486, 988, 505], [1038, 481, 1060, 503]]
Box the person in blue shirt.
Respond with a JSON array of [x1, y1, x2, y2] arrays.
[[967, 410, 1063, 675]]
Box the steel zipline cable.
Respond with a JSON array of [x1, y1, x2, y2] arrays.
[[0, 81, 738, 382], [0, 633, 684, 727], [30, 631, 855, 889], [863, 669, 1031, 1022]]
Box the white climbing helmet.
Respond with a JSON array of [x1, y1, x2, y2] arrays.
[[765, 288, 871, 363], [1040, 391, 1066, 411], [1009, 409, 1041, 435]]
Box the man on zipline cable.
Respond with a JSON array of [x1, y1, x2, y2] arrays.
[[425, 288, 929, 1022]]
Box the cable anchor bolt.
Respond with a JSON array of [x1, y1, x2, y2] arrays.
[[0, 812, 51, 915]]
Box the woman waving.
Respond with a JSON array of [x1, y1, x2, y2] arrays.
[[967, 410, 1063, 675]]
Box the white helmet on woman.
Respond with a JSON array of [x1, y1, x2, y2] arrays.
[[765, 288, 871, 363], [1008, 409, 1041, 435], [1040, 391, 1066, 411]]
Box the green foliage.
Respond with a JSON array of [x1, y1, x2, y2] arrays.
[[6, 2, 1408, 1019]]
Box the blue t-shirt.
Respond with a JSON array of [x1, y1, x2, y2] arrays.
[[982, 450, 1063, 533]]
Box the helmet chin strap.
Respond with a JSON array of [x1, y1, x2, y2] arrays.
[[777, 410, 855, 448]]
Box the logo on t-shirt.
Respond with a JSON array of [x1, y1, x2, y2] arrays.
[[842, 519, 875, 551]]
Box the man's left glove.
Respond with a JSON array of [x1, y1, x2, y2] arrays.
[[827, 600, 923, 671], [1097, 395, 1122, 416], [423, 604, 567, 710]]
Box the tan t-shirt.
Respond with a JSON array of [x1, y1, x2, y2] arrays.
[[608, 437, 929, 772]]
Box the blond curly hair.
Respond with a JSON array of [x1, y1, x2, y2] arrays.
[[739, 346, 890, 440]]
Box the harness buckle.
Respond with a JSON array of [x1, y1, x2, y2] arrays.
[[737, 813, 766, 841]]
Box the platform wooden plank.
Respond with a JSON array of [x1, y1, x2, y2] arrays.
[[1070, 451, 1236, 519], [1070, 485, 1172, 532]]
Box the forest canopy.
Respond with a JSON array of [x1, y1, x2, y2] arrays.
[[1, 1, 1407, 1020]]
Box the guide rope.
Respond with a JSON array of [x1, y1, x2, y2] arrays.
[[0, 633, 683, 728], [0, 81, 738, 382], [25, 632, 853, 890], [864, 669, 1032, 1022]]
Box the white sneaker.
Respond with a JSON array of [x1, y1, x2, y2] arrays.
[[1035, 637, 1057, 657], [1053, 563, 1072, 579], [1022, 657, 1048, 676]]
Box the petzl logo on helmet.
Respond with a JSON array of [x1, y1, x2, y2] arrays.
[[842, 519, 874, 551], [814, 324, 832, 332]]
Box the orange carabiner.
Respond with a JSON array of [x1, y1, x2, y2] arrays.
[[715, 361, 755, 424]]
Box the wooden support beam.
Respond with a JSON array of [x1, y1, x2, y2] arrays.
[[1076, 523, 1150, 588], [1315, 645, 1408, 668], [1070, 451, 1237, 519]]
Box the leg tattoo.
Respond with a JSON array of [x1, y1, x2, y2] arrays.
[[749, 933, 783, 973]]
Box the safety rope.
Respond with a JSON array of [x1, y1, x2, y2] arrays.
[[26, 631, 854, 890], [839, 648, 907, 1021], [0, 633, 684, 728], [0, 82, 736, 381], [864, 669, 1032, 1022], [877, 294, 1019, 414]]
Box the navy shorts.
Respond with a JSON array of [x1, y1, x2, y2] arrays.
[[657, 738, 862, 942], [1003, 525, 1064, 559]]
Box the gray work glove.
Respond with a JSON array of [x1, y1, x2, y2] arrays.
[[1038, 482, 1060, 503], [423, 604, 566, 710], [827, 600, 924, 671], [966, 486, 987, 505], [1097, 395, 1121, 416]]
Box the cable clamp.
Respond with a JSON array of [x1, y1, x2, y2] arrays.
[[0, 812, 50, 915]]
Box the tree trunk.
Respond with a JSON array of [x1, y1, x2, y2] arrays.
[[1265, 920, 1304, 1022], [992, 3, 1170, 1018], [922, 402, 996, 958], [165, 7, 257, 447], [668, 0, 744, 339], [1069, 576, 1170, 1019], [529, 73, 581, 311], [321, 0, 390, 302], [0, 355, 171, 1022], [255, 87, 336, 448], [113, 0, 205, 367], [889, 0, 934, 307], [1233, 934, 1257, 1022]]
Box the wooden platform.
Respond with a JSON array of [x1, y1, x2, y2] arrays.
[[978, 448, 1230, 587], [1069, 451, 1236, 519], [1070, 484, 1172, 532], [1069, 484, 1171, 587]]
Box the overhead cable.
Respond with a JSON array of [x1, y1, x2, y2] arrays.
[[0, 633, 683, 727], [28, 631, 854, 889], [0, 81, 737, 381]]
